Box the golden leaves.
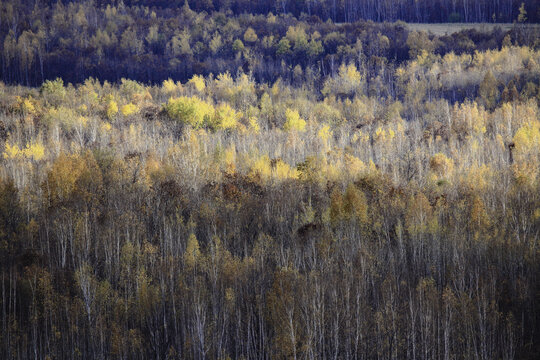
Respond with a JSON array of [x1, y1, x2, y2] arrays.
[[3, 140, 45, 161], [283, 108, 306, 132], [184, 233, 201, 270], [165, 96, 213, 128], [106, 99, 118, 120], [212, 103, 240, 131], [162, 78, 183, 95], [429, 153, 454, 178], [120, 103, 138, 117], [187, 75, 206, 93]]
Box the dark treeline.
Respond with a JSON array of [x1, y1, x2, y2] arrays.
[[18, 0, 540, 23], [0, 0, 538, 87]]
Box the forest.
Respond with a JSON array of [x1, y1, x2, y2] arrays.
[[1, 1, 540, 360], [1, 0, 539, 86], [5, 0, 540, 24]]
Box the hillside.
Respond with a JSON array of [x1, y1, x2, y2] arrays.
[[1, 1, 540, 360], [0, 1, 538, 86]]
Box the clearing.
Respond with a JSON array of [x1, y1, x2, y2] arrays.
[[406, 23, 538, 35]]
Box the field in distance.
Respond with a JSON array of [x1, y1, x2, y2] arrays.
[[406, 22, 539, 35]]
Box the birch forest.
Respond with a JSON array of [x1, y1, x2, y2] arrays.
[[1, 1, 540, 359]]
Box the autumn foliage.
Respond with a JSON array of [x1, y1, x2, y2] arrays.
[[0, 8, 540, 360]]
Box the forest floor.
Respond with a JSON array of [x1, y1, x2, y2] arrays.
[[406, 22, 539, 35]]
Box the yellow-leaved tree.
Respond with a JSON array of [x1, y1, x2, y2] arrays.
[[45, 151, 103, 206], [405, 192, 436, 236], [162, 78, 183, 95], [106, 98, 118, 121], [3, 140, 46, 161], [429, 153, 454, 180], [165, 96, 214, 128], [513, 120, 540, 160], [248, 154, 272, 184], [121, 103, 138, 117], [318, 124, 332, 150], [322, 63, 364, 97], [187, 75, 205, 93], [184, 233, 201, 271], [210, 103, 240, 131], [283, 108, 306, 132], [343, 184, 368, 225], [511, 119, 540, 185]]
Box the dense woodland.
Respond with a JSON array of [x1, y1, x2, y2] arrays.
[[7, 0, 540, 23], [1, 1, 540, 360], [1, 0, 539, 86]]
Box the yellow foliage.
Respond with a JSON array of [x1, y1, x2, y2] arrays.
[[165, 96, 214, 128], [511, 161, 538, 188], [243, 27, 258, 43], [318, 124, 332, 145], [405, 192, 433, 236], [46, 152, 101, 203], [77, 116, 88, 129], [224, 145, 236, 174], [248, 155, 272, 184], [496, 134, 505, 151], [452, 101, 487, 136], [469, 195, 490, 236], [322, 63, 364, 97], [121, 103, 138, 116], [313, 101, 343, 125], [491, 101, 536, 135], [127, 123, 144, 147], [513, 120, 540, 159], [297, 156, 325, 185], [144, 154, 172, 186], [163, 79, 175, 92], [188, 75, 206, 93], [330, 184, 368, 225], [162, 78, 182, 94], [368, 160, 378, 173], [101, 122, 112, 133], [106, 99, 118, 120], [44, 106, 77, 131], [212, 103, 240, 131], [461, 163, 493, 192], [184, 233, 201, 269], [283, 108, 306, 132], [23, 141, 46, 161], [429, 153, 454, 177], [3, 140, 45, 161], [225, 287, 235, 306], [533, 208, 540, 221], [248, 117, 260, 133], [17, 96, 38, 117], [271, 79, 281, 97], [3, 142, 22, 160], [188, 130, 201, 154], [344, 154, 366, 178], [343, 184, 368, 224], [272, 159, 299, 181], [145, 154, 161, 175], [374, 126, 395, 143], [352, 130, 370, 144], [325, 161, 341, 182], [214, 72, 235, 97], [329, 189, 344, 225]]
